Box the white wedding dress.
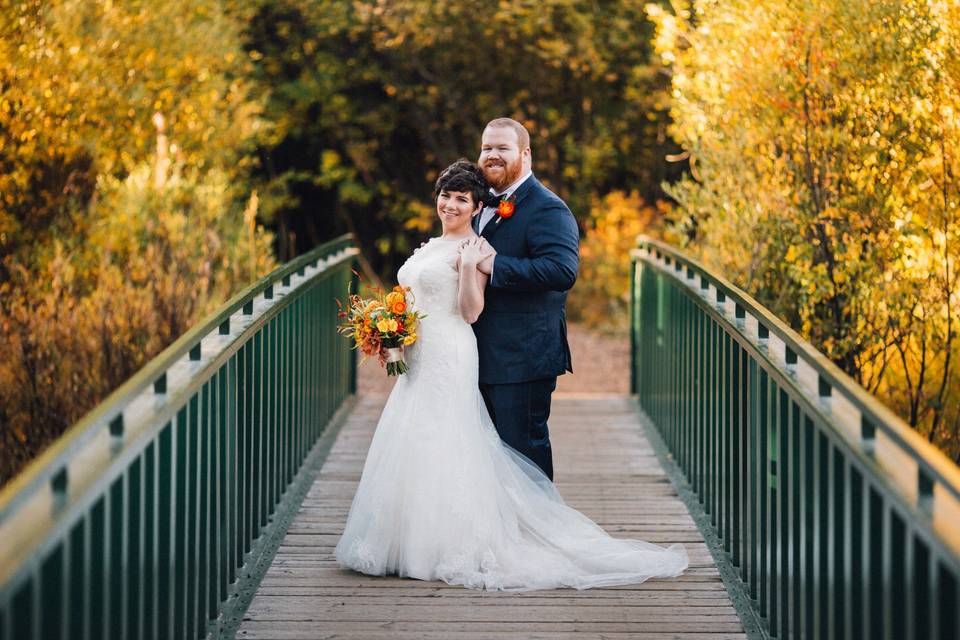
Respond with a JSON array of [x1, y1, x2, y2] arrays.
[[334, 236, 689, 591]]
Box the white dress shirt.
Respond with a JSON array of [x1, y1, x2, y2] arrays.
[[478, 170, 532, 233]]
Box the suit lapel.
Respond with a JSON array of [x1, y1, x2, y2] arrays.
[[481, 175, 538, 241]]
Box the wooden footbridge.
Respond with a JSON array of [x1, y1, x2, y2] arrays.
[[1, 234, 958, 639], [237, 393, 741, 639]]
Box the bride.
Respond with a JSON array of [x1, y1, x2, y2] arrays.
[[334, 160, 688, 591]]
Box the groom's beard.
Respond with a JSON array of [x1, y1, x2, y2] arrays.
[[482, 157, 523, 192]]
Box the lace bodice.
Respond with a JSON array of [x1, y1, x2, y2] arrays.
[[397, 236, 464, 319], [394, 235, 476, 390]]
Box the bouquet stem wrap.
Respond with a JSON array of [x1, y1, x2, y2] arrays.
[[384, 346, 407, 376]]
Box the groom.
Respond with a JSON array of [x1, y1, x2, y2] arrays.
[[471, 117, 580, 481]]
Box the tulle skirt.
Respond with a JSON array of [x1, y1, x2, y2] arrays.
[[334, 323, 688, 591]]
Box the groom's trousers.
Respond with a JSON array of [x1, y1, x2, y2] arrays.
[[479, 377, 557, 481]]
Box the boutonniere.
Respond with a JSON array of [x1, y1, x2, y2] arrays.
[[495, 194, 517, 225]]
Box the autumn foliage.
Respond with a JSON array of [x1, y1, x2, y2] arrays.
[[0, 1, 276, 486], [648, 0, 960, 459], [243, 0, 682, 273], [5, 0, 955, 487], [567, 192, 668, 332], [0, 0, 683, 488]]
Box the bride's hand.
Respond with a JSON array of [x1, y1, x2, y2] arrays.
[[474, 238, 496, 275]]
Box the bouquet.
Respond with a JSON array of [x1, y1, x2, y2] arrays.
[[337, 283, 424, 376]]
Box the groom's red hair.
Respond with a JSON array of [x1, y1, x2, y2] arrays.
[[485, 118, 531, 151]]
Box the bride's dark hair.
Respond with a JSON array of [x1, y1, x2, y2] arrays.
[[433, 159, 489, 207]]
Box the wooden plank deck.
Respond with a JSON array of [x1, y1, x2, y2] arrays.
[[236, 393, 746, 639]]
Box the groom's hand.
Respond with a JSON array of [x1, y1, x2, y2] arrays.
[[476, 239, 497, 275]]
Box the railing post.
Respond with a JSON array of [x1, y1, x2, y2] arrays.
[[630, 255, 638, 396], [818, 375, 832, 411], [918, 471, 934, 515], [348, 257, 360, 395], [861, 416, 876, 456], [51, 468, 68, 514]]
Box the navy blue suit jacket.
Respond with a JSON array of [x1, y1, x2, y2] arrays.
[[471, 175, 580, 385]]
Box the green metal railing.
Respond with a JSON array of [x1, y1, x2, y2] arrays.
[[631, 236, 960, 640], [0, 234, 358, 640]]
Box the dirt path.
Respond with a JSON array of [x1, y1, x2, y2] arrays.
[[356, 323, 630, 395]]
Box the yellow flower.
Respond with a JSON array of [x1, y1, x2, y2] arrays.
[[403, 333, 417, 346], [385, 291, 404, 308], [376, 318, 390, 333], [387, 318, 399, 332]]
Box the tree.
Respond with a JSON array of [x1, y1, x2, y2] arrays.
[[0, 0, 276, 487], [649, 0, 960, 459], [244, 0, 685, 276]]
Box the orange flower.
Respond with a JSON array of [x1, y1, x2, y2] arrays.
[[360, 335, 381, 356], [391, 300, 406, 314], [497, 200, 515, 219]]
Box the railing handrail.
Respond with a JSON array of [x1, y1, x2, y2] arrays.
[[0, 233, 355, 524], [633, 234, 960, 507]]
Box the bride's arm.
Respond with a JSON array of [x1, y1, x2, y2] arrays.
[[456, 237, 489, 324]]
